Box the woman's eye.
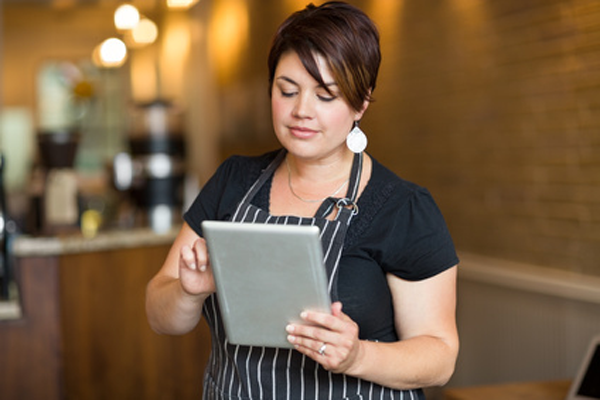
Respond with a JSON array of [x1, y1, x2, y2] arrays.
[[317, 94, 336, 102], [280, 90, 296, 98]]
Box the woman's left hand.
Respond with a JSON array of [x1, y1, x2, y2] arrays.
[[286, 301, 363, 374]]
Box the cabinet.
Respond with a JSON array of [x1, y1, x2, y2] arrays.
[[0, 237, 211, 399]]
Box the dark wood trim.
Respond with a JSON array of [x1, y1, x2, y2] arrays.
[[0, 244, 211, 399], [0, 256, 63, 400]]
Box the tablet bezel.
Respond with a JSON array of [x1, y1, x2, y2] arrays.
[[201, 220, 332, 348]]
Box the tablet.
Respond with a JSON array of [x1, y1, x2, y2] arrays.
[[566, 334, 600, 400], [201, 220, 331, 348]]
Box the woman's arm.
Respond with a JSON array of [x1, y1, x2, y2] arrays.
[[145, 222, 216, 335], [287, 265, 459, 390]]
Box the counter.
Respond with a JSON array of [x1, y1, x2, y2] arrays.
[[12, 225, 179, 257], [0, 226, 179, 320], [0, 226, 211, 400]]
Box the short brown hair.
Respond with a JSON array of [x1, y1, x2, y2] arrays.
[[268, 1, 381, 113]]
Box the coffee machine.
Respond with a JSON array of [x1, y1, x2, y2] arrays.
[[31, 129, 80, 235], [113, 100, 186, 233]]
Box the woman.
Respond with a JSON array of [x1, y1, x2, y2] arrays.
[[146, 2, 459, 398]]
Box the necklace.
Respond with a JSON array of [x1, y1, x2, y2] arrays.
[[285, 158, 349, 203]]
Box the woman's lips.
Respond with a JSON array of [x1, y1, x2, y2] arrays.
[[289, 126, 318, 139]]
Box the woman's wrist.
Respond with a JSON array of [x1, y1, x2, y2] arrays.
[[342, 339, 369, 378]]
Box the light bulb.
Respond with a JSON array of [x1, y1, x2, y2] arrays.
[[132, 18, 158, 45], [166, 0, 199, 9], [99, 38, 128, 68], [114, 4, 140, 30]]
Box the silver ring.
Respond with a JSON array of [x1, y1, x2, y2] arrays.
[[318, 343, 327, 356]]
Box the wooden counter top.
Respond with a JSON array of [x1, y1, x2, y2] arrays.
[[12, 225, 179, 257]]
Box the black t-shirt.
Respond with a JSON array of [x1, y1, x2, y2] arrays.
[[184, 150, 459, 342]]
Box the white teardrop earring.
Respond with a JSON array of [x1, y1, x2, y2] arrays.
[[346, 121, 368, 153]]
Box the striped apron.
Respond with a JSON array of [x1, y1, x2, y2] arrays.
[[201, 149, 423, 400]]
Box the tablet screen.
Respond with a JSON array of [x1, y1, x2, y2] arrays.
[[576, 344, 600, 398]]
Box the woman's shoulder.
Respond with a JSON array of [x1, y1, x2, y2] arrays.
[[212, 149, 281, 187], [220, 149, 281, 174], [366, 155, 428, 204], [347, 155, 440, 246], [184, 149, 282, 230], [350, 155, 458, 280]]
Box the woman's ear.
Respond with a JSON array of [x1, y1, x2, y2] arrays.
[[355, 90, 372, 120]]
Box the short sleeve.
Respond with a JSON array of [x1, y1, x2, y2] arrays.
[[183, 151, 279, 236], [183, 156, 251, 236], [367, 186, 458, 281]]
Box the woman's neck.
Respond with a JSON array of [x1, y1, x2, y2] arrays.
[[285, 150, 355, 185]]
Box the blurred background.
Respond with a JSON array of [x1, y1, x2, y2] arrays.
[[1, 0, 599, 399]]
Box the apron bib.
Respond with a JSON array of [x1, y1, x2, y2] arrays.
[[201, 149, 423, 400]]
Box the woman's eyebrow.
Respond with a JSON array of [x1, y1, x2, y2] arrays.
[[276, 76, 298, 85], [276, 76, 338, 89]]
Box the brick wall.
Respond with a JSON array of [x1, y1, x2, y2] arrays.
[[362, 0, 600, 276], [213, 0, 599, 276]]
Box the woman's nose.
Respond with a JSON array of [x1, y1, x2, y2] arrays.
[[292, 93, 314, 118]]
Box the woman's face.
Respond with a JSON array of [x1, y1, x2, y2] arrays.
[[271, 51, 367, 161]]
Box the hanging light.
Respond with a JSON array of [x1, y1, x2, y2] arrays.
[[166, 0, 199, 9], [132, 18, 159, 45], [114, 3, 140, 30], [93, 38, 128, 68]]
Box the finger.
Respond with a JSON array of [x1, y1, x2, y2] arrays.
[[331, 302, 354, 324], [300, 310, 333, 327], [300, 308, 346, 332], [287, 330, 328, 355], [180, 245, 197, 271], [331, 301, 343, 317], [287, 323, 334, 350], [192, 238, 209, 271]]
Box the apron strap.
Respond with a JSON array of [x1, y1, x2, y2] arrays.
[[233, 148, 362, 226], [231, 149, 287, 221], [315, 152, 363, 222], [345, 151, 363, 201]]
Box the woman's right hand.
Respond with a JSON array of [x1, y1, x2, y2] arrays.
[[179, 238, 216, 296], [147, 223, 214, 334]]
